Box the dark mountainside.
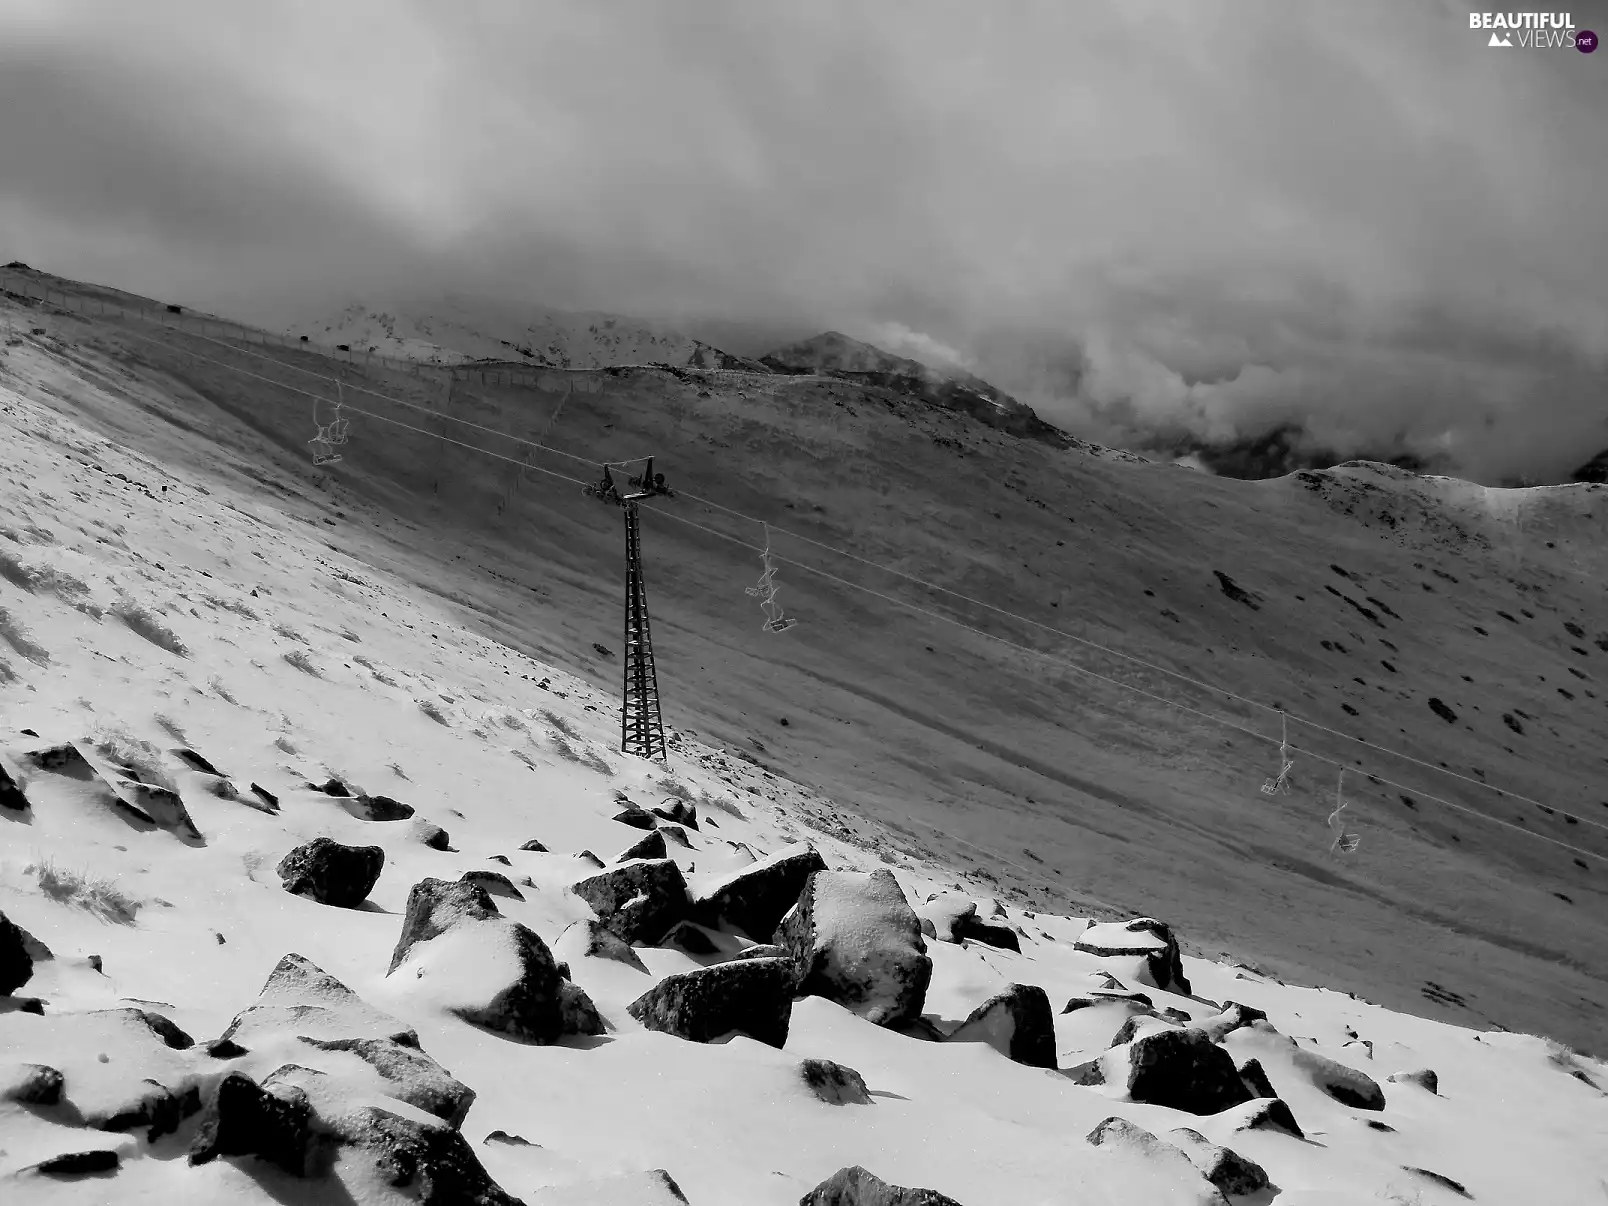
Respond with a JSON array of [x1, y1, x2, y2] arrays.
[[1572, 448, 1608, 484], [760, 330, 1078, 450], [1169, 423, 1434, 481], [3, 267, 1607, 1057]]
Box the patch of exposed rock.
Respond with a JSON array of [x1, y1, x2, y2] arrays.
[[617, 829, 667, 862], [553, 918, 649, 973], [800, 1058, 872, 1105], [277, 837, 384, 908]]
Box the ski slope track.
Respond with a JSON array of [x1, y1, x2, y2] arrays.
[[0, 271, 1605, 1203]]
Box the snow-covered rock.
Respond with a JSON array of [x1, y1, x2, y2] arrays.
[[571, 858, 690, 945], [692, 842, 826, 941], [222, 953, 418, 1047], [626, 957, 795, 1048], [798, 1164, 966, 1205], [1074, 918, 1192, 995], [387, 878, 568, 1043], [1388, 1067, 1440, 1094], [779, 868, 932, 1028], [1085, 1118, 1228, 1206], [1075, 1027, 1255, 1117], [460, 869, 525, 901], [916, 894, 976, 943], [945, 983, 1057, 1068], [1165, 1127, 1270, 1198]]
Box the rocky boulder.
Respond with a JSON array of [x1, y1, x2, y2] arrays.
[[956, 917, 1019, 952], [1232, 1023, 1385, 1110], [276, 837, 384, 908], [1, 908, 34, 995], [1387, 1068, 1439, 1094], [13, 1009, 202, 1138], [221, 953, 419, 1047], [1085, 1117, 1227, 1201], [1167, 1128, 1270, 1198], [617, 829, 667, 862], [916, 895, 976, 943], [344, 792, 415, 821], [627, 957, 795, 1048], [800, 1058, 872, 1105], [299, 1036, 475, 1126], [409, 819, 453, 850], [572, 858, 690, 945], [1076, 1028, 1254, 1116], [733, 943, 789, 962], [0, 759, 30, 811], [459, 870, 524, 901], [1074, 918, 1192, 995], [779, 868, 932, 1029], [1237, 1057, 1277, 1100], [387, 879, 566, 1044], [1194, 1001, 1267, 1044], [1, 1062, 64, 1104], [613, 804, 658, 830], [945, 983, 1056, 1068], [559, 981, 606, 1037], [188, 1071, 313, 1175], [528, 1169, 690, 1204], [799, 1165, 966, 1205], [693, 843, 827, 942], [652, 796, 698, 828], [660, 919, 724, 957], [553, 918, 649, 974], [1220, 1096, 1304, 1139], [322, 1102, 523, 1204]]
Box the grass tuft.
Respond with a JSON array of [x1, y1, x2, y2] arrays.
[[282, 649, 321, 677], [27, 856, 141, 924], [113, 598, 188, 657], [0, 606, 49, 666]]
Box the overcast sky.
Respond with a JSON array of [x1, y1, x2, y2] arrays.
[[2, 0, 1605, 483]]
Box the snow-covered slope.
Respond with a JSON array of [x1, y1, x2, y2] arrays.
[[1, 310, 1606, 1205], [289, 297, 767, 372]]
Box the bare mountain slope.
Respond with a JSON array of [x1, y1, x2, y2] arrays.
[[291, 294, 769, 371], [2, 268, 1605, 1057], [761, 329, 1076, 449]]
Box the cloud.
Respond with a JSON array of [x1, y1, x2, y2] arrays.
[[863, 322, 976, 372], [1, 0, 1605, 484]]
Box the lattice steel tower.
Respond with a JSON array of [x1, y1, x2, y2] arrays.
[[586, 458, 672, 763]]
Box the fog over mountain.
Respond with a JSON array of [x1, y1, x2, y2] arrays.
[[2, 0, 1605, 483]]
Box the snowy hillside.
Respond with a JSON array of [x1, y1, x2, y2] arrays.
[[289, 297, 767, 372], [2, 309, 1607, 1205]]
